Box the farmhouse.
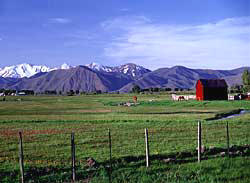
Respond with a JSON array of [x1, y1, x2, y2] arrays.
[[17, 92, 26, 96], [196, 79, 228, 100]]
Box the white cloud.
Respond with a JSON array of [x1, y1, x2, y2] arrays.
[[49, 18, 71, 24], [102, 16, 250, 69]]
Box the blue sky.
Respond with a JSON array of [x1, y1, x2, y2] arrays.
[[0, 0, 249, 69]]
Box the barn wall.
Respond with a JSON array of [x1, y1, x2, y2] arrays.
[[203, 87, 228, 100], [196, 80, 204, 100]]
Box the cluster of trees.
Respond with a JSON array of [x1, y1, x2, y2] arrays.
[[131, 85, 190, 94], [0, 89, 34, 95], [0, 89, 105, 96], [44, 90, 57, 95], [66, 90, 103, 96], [242, 69, 250, 93], [20, 90, 34, 95], [230, 69, 250, 94], [32, 90, 104, 96], [0, 89, 16, 95], [229, 85, 243, 94]]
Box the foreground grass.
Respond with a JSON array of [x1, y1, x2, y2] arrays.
[[1, 156, 250, 183], [0, 94, 250, 182]]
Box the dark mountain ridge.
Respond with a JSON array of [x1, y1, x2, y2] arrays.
[[119, 66, 250, 92]]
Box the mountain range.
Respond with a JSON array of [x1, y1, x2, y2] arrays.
[[119, 66, 249, 92], [0, 62, 150, 79], [0, 63, 249, 93]]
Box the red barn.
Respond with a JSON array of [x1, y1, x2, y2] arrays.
[[196, 79, 228, 100]]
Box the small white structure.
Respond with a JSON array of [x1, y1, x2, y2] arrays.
[[0, 93, 5, 97], [228, 95, 234, 100], [187, 95, 196, 100], [17, 92, 26, 96], [171, 94, 196, 101]]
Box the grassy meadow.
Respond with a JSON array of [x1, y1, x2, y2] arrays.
[[0, 93, 250, 182]]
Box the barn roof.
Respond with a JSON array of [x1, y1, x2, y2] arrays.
[[198, 79, 228, 88]]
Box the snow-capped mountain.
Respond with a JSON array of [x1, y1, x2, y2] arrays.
[[114, 63, 151, 78], [0, 63, 52, 78], [0, 62, 150, 79], [59, 63, 72, 70], [85, 62, 151, 78], [0, 63, 72, 78], [85, 62, 113, 72]]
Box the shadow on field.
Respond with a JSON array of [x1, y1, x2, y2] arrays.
[[1, 145, 249, 182], [110, 144, 250, 167]]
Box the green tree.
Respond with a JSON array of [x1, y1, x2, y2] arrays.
[[96, 90, 102, 94], [75, 90, 80, 95], [67, 90, 75, 96], [131, 85, 141, 93], [242, 69, 250, 92], [230, 84, 243, 94]]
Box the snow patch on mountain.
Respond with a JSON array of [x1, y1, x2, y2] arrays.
[[85, 62, 102, 70], [59, 63, 72, 70], [86, 62, 151, 78], [85, 62, 113, 72], [0, 63, 72, 78]]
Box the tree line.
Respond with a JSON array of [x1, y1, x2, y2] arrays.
[[131, 69, 250, 94], [230, 69, 250, 94], [131, 85, 191, 94], [0, 89, 34, 95]]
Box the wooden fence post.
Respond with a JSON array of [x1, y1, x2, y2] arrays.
[[226, 122, 230, 156], [145, 128, 150, 167], [71, 132, 76, 182], [19, 131, 24, 183], [108, 128, 112, 183], [198, 122, 201, 163]]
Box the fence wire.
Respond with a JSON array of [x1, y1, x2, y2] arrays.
[[0, 121, 249, 182]]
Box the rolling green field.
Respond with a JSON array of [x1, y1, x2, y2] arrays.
[[0, 93, 250, 182]]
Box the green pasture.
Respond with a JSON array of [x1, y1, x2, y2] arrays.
[[0, 94, 250, 182]]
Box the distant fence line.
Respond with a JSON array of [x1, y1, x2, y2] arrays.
[[14, 121, 248, 183]]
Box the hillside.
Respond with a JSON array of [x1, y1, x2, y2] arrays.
[[119, 66, 250, 92], [5, 66, 132, 92]]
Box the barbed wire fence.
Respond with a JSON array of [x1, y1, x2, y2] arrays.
[[1, 121, 250, 182]]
